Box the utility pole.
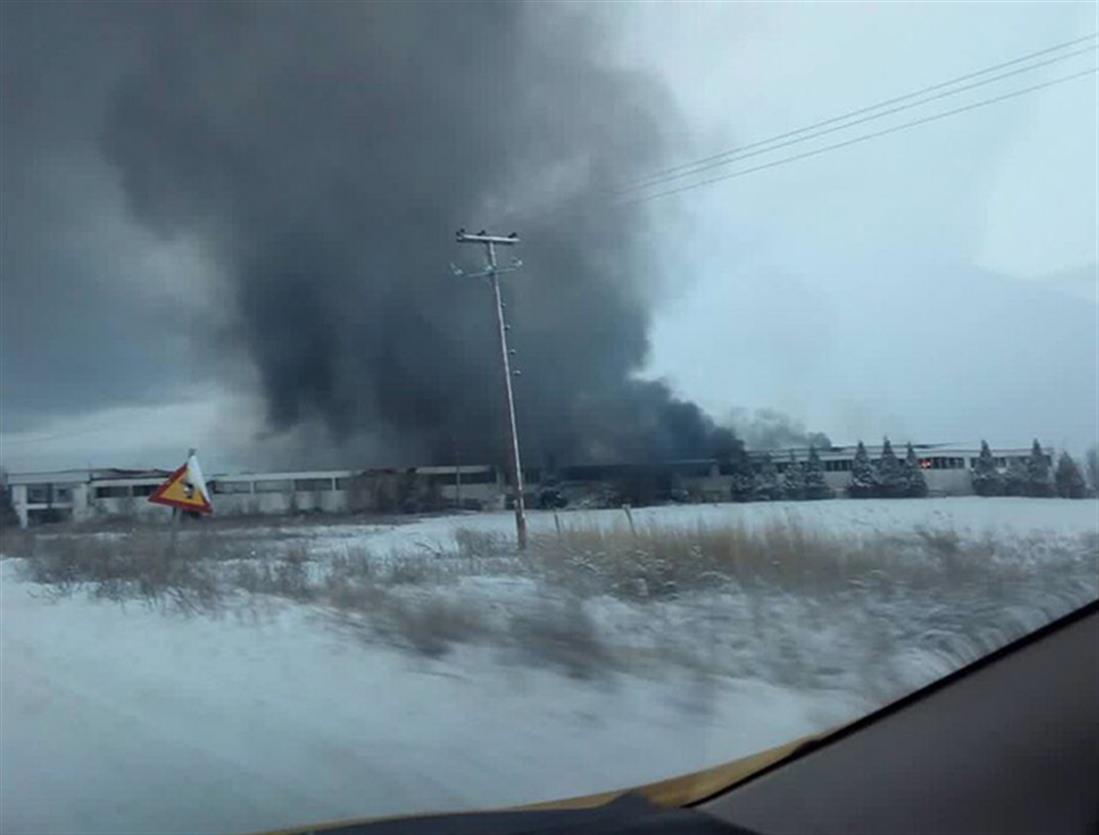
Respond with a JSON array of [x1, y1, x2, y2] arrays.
[[453, 436, 462, 511], [453, 229, 527, 550]]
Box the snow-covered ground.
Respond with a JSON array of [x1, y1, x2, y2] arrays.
[[234, 496, 1099, 555], [2, 498, 1097, 835]]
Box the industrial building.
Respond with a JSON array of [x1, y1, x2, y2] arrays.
[[3, 444, 1049, 527]]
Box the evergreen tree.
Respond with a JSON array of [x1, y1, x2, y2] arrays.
[[782, 452, 806, 500], [753, 453, 783, 501], [1003, 457, 1028, 496], [728, 449, 756, 503], [848, 441, 876, 498], [970, 440, 1003, 497], [1054, 451, 1087, 499], [875, 437, 905, 498], [902, 442, 928, 498], [1085, 446, 1098, 496], [0, 471, 18, 529], [1026, 439, 1054, 497], [803, 445, 833, 500]]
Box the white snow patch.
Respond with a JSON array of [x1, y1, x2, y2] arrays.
[[2, 497, 1096, 834]]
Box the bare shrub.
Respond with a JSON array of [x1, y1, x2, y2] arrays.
[[386, 557, 434, 585], [914, 526, 961, 556], [17, 530, 223, 614], [271, 546, 313, 601], [388, 597, 489, 657], [507, 596, 611, 679], [0, 527, 36, 558], [324, 576, 488, 659], [453, 527, 513, 559]]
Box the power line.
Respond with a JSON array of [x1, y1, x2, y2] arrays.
[[616, 32, 1097, 194], [621, 67, 1097, 206], [1, 424, 123, 449], [619, 43, 1096, 196]]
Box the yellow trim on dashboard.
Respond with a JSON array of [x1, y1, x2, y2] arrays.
[[251, 733, 820, 834]]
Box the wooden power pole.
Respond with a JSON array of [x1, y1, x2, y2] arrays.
[[453, 230, 527, 550]]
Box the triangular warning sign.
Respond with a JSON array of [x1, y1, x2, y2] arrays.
[[148, 454, 213, 513]]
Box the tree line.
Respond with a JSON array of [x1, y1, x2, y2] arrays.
[[727, 438, 1095, 502], [971, 439, 1091, 499]]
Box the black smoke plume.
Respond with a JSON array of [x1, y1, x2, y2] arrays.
[[100, 1, 739, 466]]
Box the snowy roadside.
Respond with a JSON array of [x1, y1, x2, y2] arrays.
[[2, 498, 1096, 834], [1, 565, 858, 835]]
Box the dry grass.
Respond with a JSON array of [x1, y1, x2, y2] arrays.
[[520, 520, 1012, 600], [14, 530, 223, 614], [506, 595, 611, 679], [10, 516, 1097, 693]]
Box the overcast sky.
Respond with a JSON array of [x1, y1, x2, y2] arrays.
[[1, 1, 1096, 474]]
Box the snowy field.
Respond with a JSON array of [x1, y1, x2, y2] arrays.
[[2, 498, 1097, 835]]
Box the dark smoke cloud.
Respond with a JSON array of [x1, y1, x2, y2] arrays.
[[94, 0, 740, 467], [4, 1, 743, 466], [0, 2, 205, 430], [727, 408, 833, 451]]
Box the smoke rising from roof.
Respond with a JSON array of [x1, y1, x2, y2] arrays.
[[95, 1, 743, 467]]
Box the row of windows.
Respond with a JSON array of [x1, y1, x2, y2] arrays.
[[26, 484, 74, 504], [770, 456, 1005, 473], [920, 457, 966, 470], [965, 456, 1049, 468], [210, 471, 499, 495], [93, 484, 159, 499], [422, 470, 496, 486]]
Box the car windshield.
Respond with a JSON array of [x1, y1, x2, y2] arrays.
[[1, 3, 1096, 834]]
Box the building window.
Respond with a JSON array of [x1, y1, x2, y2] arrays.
[[26, 485, 51, 503], [132, 484, 159, 497], [457, 469, 495, 485], [213, 480, 253, 494], [335, 477, 353, 491], [673, 464, 712, 478], [254, 479, 293, 493], [294, 478, 334, 492], [424, 473, 458, 486], [94, 486, 131, 499]]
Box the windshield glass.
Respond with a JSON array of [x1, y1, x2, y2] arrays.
[[1, 2, 1096, 834]]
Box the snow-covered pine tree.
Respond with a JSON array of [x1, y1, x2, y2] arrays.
[[848, 441, 876, 498], [875, 437, 905, 498], [1026, 439, 1054, 497], [970, 440, 1002, 497], [728, 449, 756, 503], [1054, 451, 1087, 499], [903, 442, 928, 498], [1003, 457, 1028, 496], [803, 445, 833, 500], [0, 470, 18, 530], [753, 453, 783, 501], [782, 451, 806, 500], [1085, 446, 1098, 495]]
